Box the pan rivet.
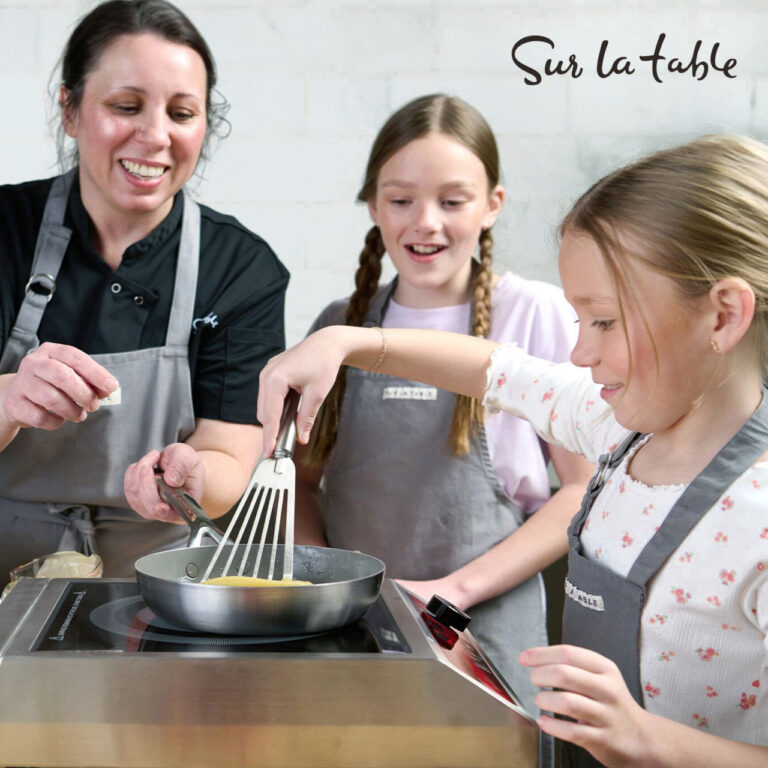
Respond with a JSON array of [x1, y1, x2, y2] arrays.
[[185, 563, 200, 579]]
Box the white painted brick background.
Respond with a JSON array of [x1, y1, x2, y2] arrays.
[[0, 0, 764, 345]]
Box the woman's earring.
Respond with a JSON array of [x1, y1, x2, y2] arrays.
[[710, 339, 720, 353]]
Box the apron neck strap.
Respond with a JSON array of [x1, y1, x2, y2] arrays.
[[164, 190, 200, 348], [0, 171, 76, 373], [361, 278, 397, 328], [627, 387, 768, 586], [30, 169, 76, 277], [568, 430, 645, 546]]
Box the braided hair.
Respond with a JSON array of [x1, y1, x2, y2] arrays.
[[309, 225, 385, 461], [309, 94, 501, 461]]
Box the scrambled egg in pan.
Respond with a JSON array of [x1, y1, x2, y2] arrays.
[[202, 576, 313, 586]]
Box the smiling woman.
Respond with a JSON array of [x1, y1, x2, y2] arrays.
[[62, 32, 209, 266], [0, 0, 289, 587]]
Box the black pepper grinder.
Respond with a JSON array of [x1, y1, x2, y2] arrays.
[[421, 595, 471, 650]]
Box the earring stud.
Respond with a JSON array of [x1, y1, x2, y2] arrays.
[[710, 339, 720, 353]]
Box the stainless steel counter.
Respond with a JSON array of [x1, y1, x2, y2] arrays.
[[0, 578, 539, 767]]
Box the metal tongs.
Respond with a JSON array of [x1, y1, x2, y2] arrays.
[[154, 470, 224, 548], [198, 389, 301, 583]]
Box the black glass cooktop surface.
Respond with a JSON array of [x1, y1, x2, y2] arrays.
[[32, 580, 410, 655]]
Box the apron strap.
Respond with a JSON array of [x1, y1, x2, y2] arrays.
[[49, 503, 97, 556], [361, 278, 397, 328], [0, 174, 201, 365], [0, 171, 76, 373], [568, 430, 645, 547], [628, 388, 768, 585], [31, 170, 76, 272], [164, 190, 200, 349]]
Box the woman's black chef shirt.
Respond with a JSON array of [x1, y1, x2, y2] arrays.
[[0, 175, 289, 425]]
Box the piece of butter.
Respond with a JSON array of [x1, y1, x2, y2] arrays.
[[100, 385, 122, 406]]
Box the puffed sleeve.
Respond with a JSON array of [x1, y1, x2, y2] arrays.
[[483, 343, 627, 462]]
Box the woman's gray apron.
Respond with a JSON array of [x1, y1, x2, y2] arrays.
[[561, 390, 768, 768], [320, 282, 548, 713], [0, 170, 198, 582]]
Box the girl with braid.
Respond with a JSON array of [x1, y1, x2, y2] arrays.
[[294, 94, 593, 726]]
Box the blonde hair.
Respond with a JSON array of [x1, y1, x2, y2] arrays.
[[561, 134, 768, 382], [309, 94, 501, 461]]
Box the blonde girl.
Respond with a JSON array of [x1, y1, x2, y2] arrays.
[[293, 94, 593, 729], [259, 134, 768, 767]]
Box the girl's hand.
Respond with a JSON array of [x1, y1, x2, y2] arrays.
[[258, 327, 350, 456], [0, 342, 118, 430], [519, 644, 653, 768], [396, 577, 472, 612], [124, 444, 206, 523]]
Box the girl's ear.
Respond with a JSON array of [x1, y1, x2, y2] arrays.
[[60, 86, 77, 138], [709, 276, 756, 353], [482, 184, 505, 229], [367, 199, 379, 227]]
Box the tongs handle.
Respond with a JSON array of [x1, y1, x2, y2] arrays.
[[274, 388, 301, 459], [154, 469, 223, 547]]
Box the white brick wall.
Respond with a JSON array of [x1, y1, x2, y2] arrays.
[[1, 0, 764, 344]]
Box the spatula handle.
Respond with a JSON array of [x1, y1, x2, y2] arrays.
[[274, 388, 301, 459]]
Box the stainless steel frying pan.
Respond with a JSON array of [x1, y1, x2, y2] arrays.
[[134, 480, 385, 636]]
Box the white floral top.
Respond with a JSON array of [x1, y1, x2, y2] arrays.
[[484, 344, 768, 745]]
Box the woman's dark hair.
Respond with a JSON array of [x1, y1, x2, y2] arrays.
[[56, 0, 229, 169]]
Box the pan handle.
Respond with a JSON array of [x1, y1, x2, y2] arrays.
[[154, 469, 224, 547]]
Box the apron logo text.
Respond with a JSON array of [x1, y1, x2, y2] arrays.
[[382, 386, 438, 401], [565, 577, 605, 611]]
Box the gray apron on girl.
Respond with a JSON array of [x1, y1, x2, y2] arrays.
[[0, 170, 198, 582], [319, 282, 548, 715], [560, 390, 768, 768]]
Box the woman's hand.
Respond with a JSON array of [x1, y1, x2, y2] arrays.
[[519, 644, 653, 767], [124, 443, 206, 523], [0, 342, 118, 432]]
